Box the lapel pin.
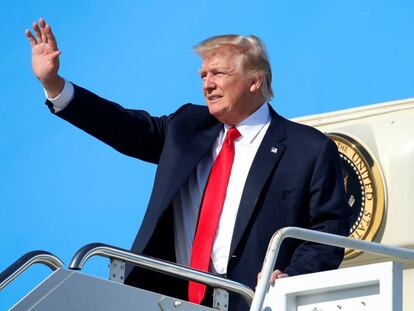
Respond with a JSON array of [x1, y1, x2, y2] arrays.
[[270, 147, 278, 154]]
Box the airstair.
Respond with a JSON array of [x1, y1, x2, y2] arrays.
[[2, 227, 414, 311]]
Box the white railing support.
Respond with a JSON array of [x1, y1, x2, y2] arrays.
[[251, 227, 414, 311]]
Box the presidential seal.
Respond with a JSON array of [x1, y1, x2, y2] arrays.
[[328, 133, 386, 259]]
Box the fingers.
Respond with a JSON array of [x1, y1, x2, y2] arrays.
[[25, 29, 38, 47], [50, 50, 62, 59], [27, 18, 59, 51], [45, 24, 58, 50], [256, 270, 289, 288], [257, 272, 262, 285], [39, 18, 48, 44], [269, 270, 288, 284], [39, 18, 46, 27], [255, 272, 262, 291], [33, 22, 43, 44], [31, 18, 48, 45]]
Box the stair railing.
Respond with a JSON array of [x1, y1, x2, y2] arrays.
[[251, 227, 414, 311], [0, 251, 63, 290], [69, 242, 255, 306]]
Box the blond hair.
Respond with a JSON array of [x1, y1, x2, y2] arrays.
[[194, 35, 273, 101]]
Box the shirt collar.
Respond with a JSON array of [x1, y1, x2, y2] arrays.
[[223, 104, 271, 144]]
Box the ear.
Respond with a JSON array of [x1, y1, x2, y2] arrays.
[[249, 73, 263, 93]]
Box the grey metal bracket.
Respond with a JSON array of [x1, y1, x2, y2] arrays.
[[109, 258, 125, 283], [213, 288, 229, 310]]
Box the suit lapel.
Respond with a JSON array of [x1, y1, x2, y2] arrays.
[[229, 110, 287, 257], [135, 117, 221, 254], [154, 122, 222, 217]]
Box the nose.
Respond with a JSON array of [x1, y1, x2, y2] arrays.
[[203, 73, 216, 93]]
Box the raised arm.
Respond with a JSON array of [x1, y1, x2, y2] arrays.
[[25, 18, 64, 98]]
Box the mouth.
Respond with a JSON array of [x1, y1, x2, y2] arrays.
[[207, 95, 223, 101]]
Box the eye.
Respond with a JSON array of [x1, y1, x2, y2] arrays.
[[212, 70, 227, 77]]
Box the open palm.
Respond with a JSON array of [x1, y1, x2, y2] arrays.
[[25, 18, 61, 82]]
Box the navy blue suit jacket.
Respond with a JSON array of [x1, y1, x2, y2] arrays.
[[50, 85, 351, 310]]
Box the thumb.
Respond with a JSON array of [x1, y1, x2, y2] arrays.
[[50, 50, 62, 58]]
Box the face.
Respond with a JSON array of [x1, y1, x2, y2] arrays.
[[199, 50, 262, 126]]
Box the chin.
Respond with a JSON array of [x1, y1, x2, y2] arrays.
[[207, 104, 234, 124], [211, 111, 234, 125], [207, 104, 220, 116]]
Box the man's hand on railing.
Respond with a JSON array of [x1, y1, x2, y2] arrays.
[[256, 269, 288, 289]]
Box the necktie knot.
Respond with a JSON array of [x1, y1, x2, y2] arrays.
[[225, 127, 241, 143]]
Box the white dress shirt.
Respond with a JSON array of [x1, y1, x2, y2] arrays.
[[173, 104, 271, 274], [47, 81, 271, 274], [45, 80, 74, 112]]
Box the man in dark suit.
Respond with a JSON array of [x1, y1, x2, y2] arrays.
[[26, 19, 351, 310]]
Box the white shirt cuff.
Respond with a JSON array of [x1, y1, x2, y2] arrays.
[[44, 80, 74, 113]]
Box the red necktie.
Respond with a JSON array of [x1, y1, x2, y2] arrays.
[[188, 127, 241, 304]]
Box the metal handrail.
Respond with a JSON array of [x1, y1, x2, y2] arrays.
[[250, 226, 414, 311], [69, 243, 255, 305], [0, 251, 64, 291]]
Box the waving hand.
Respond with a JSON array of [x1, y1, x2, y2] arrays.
[[25, 18, 64, 98]]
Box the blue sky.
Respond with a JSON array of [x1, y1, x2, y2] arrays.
[[1, 0, 413, 308]]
